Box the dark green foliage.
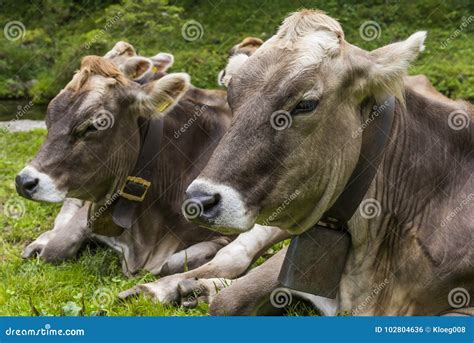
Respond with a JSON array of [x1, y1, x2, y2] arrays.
[[0, 0, 472, 103]]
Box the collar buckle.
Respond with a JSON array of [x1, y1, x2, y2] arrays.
[[119, 176, 151, 202]]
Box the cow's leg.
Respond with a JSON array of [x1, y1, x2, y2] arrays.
[[160, 237, 232, 276], [209, 248, 338, 316], [209, 247, 286, 315], [178, 277, 234, 308], [22, 198, 91, 263], [118, 225, 289, 304]]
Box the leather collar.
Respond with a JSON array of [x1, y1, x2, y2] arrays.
[[111, 116, 164, 230], [278, 96, 396, 298], [320, 95, 396, 228]]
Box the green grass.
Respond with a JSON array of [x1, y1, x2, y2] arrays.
[[0, 131, 288, 316], [0, 130, 211, 315], [0, 0, 472, 316]]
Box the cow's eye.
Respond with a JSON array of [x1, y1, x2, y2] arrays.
[[73, 120, 98, 138], [291, 99, 319, 115]]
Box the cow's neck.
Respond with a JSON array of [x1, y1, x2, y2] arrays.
[[114, 115, 187, 273], [340, 88, 473, 315], [107, 91, 230, 274]]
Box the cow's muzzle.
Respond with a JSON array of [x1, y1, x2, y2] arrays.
[[15, 173, 39, 199], [183, 178, 255, 234], [182, 190, 221, 224], [15, 165, 67, 202]]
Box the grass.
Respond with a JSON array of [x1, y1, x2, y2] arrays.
[[0, 130, 212, 315], [0, 0, 472, 316]]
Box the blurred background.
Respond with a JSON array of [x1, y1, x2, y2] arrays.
[[0, 0, 473, 117]]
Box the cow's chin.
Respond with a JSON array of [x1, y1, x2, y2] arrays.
[[253, 213, 299, 235], [190, 214, 256, 235], [203, 224, 249, 235], [33, 191, 67, 203]]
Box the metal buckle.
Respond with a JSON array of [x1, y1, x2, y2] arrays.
[[119, 176, 151, 202], [317, 217, 344, 230]]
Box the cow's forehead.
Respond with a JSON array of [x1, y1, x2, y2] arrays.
[[46, 91, 86, 125], [47, 75, 116, 124], [74, 75, 115, 112], [230, 33, 341, 103], [233, 31, 340, 95], [290, 32, 340, 68]]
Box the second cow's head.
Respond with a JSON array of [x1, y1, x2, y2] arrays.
[[16, 55, 189, 203]]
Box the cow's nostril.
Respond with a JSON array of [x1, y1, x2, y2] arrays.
[[15, 174, 39, 199], [24, 178, 39, 192], [201, 193, 221, 211], [183, 191, 221, 222]]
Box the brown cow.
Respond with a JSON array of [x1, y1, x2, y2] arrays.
[[108, 37, 464, 308], [104, 41, 174, 84], [19, 43, 285, 304], [184, 10, 473, 316], [20, 42, 177, 265], [16, 54, 235, 279]]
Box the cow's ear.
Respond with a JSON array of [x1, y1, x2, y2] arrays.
[[239, 37, 263, 49], [149, 53, 174, 73], [104, 41, 136, 59], [218, 53, 249, 87], [137, 73, 190, 115], [122, 56, 153, 81], [366, 31, 427, 98]]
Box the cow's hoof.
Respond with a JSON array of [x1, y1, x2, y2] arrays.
[[22, 230, 81, 263], [160, 241, 227, 277], [118, 277, 184, 304], [178, 278, 230, 309], [22, 232, 53, 259], [178, 278, 207, 308]]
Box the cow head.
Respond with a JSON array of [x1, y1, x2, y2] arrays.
[[185, 10, 426, 234], [16, 55, 189, 203], [218, 37, 263, 86], [105, 41, 174, 83]]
